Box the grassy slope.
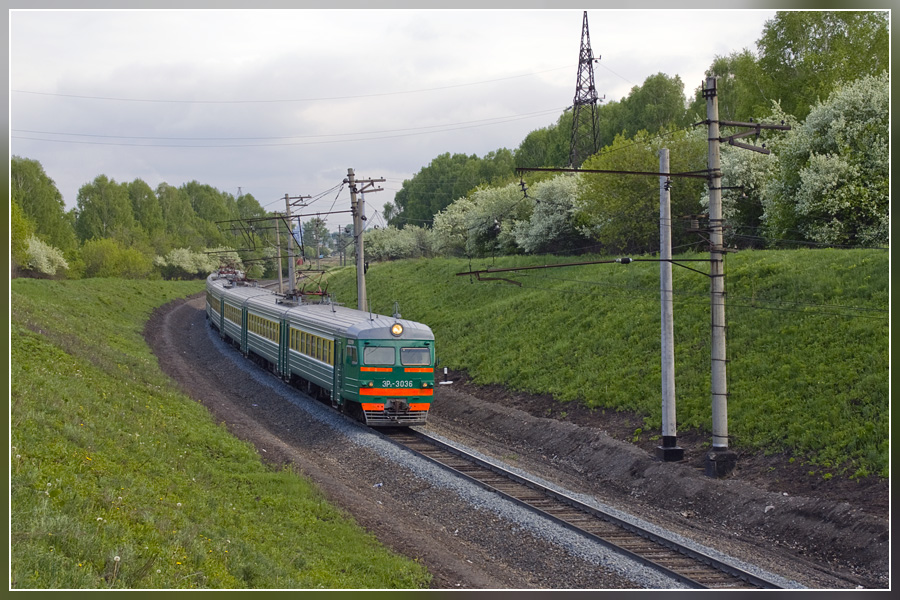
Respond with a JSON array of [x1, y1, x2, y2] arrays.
[[325, 248, 888, 479], [10, 278, 430, 589]]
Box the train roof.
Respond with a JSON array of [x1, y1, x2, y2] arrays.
[[207, 273, 434, 341], [291, 303, 434, 341]]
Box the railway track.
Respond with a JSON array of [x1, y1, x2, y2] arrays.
[[381, 427, 784, 590]]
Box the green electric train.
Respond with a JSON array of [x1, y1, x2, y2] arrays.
[[206, 270, 436, 426]]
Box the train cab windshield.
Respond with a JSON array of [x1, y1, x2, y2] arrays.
[[363, 346, 395, 366], [400, 347, 431, 366], [361, 345, 432, 366]]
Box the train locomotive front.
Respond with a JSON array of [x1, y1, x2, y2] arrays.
[[340, 315, 435, 426], [206, 272, 435, 426]]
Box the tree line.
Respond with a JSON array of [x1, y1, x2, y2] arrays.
[[10, 165, 277, 280], [11, 11, 889, 279], [11, 156, 354, 281], [376, 11, 888, 259]]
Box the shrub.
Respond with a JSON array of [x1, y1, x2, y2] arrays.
[[154, 248, 219, 280], [81, 238, 155, 279], [25, 235, 69, 276]]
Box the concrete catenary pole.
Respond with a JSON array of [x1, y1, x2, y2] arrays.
[[348, 168, 367, 311], [656, 148, 683, 462], [315, 218, 321, 271], [704, 76, 736, 477], [284, 194, 296, 295], [274, 212, 284, 295]]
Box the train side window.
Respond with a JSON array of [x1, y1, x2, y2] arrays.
[[364, 346, 395, 366], [401, 347, 431, 366], [347, 346, 358, 365]]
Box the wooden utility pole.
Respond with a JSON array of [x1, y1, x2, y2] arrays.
[[346, 168, 385, 311]]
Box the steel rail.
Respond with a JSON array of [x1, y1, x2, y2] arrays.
[[382, 428, 784, 590]]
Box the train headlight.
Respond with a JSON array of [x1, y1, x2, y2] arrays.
[[390, 323, 403, 337]]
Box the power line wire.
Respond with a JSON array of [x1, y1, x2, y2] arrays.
[[260, 182, 343, 211], [11, 108, 563, 143], [12, 108, 564, 149], [10, 64, 574, 104]]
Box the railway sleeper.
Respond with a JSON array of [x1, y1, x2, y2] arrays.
[[672, 568, 731, 578], [521, 497, 556, 506], [596, 533, 646, 542], [544, 510, 594, 521], [490, 482, 534, 493], [643, 552, 695, 561], [444, 460, 479, 469], [602, 539, 655, 551], [554, 515, 597, 526], [583, 525, 628, 536], [515, 495, 552, 503], [474, 475, 512, 483], [708, 581, 757, 589], [696, 574, 745, 584]]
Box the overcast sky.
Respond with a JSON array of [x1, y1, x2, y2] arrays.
[[10, 8, 777, 229]]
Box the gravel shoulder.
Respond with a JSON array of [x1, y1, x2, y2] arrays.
[[144, 294, 889, 590]]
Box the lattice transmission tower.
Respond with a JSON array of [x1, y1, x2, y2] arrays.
[[569, 11, 602, 168]]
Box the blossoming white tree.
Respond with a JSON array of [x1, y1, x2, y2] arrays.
[[723, 73, 889, 247], [25, 235, 69, 276]]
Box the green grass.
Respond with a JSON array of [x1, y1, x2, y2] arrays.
[[325, 248, 888, 479], [10, 278, 431, 589]]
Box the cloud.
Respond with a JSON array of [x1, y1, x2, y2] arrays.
[[10, 8, 775, 224]]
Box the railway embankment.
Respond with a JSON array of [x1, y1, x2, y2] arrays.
[[10, 278, 430, 590], [325, 249, 889, 487]]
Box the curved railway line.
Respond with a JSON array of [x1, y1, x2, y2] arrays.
[[146, 291, 886, 589], [205, 282, 791, 588], [380, 427, 785, 590]]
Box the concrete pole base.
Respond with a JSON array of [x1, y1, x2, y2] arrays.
[[656, 436, 684, 462], [704, 448, 737, 478], [656, 445, 685, 461]]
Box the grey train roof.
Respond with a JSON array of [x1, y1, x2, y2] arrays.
[[208, 274, 434, 341]]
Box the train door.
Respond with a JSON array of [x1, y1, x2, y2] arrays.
[[240, 305, 248, 355], [279, 318, 290, 379], [332, 338, 344, 409]]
